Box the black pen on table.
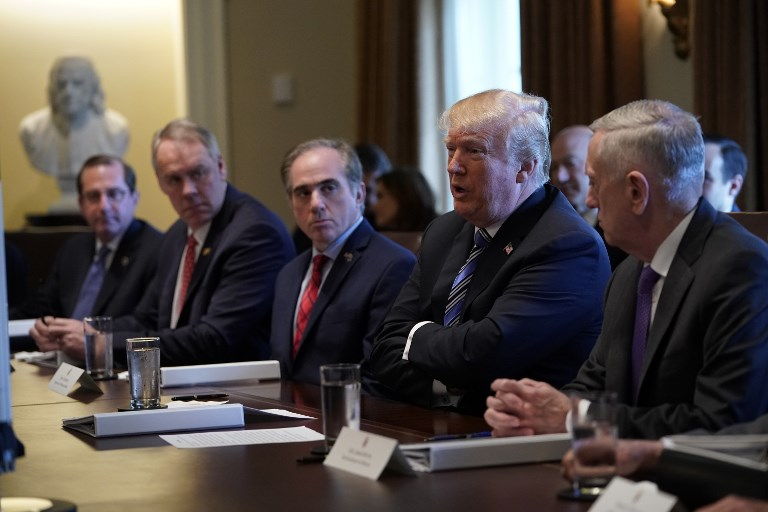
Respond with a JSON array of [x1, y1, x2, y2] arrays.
[[424, 431, 492, 442], [171, 393, 229, 401]]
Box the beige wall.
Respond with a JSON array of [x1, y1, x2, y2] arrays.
[[225, 0, 358, 228], [641, 0, 694, 112], [0, 0, 186, 231]]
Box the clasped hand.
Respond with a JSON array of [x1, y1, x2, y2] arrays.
[[29, 316, 86, 360]]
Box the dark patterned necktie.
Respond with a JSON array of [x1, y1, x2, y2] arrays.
[[631, 265, 661, 399], [444, 228, 491, 326], [71, 245, 111, 320]]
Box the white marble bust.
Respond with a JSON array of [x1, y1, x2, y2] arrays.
[[19, 56, 129, 213]]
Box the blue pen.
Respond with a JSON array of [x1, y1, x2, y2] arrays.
[[425, 431, 492, 442]]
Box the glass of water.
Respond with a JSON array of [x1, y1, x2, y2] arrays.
[[320, 363, 361, 449], [560, 391, 618, 501], [126, 337, 163, 409], [83, 316, 114, 380]]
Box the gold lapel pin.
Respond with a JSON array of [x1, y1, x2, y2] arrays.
[[343, 252, 353, 262], [503, 243, 514, 255], [121, 256, 130, 266], [202, 247, 212, 256]]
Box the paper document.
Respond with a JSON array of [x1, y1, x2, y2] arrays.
[[259, 409, 315, 420], [9, 319, 35, 337], [160, 426, 323, 448]]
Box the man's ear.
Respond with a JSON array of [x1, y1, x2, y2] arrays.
[[626, 170, 650, 215], [728, 174, 744, 197], [356, 180, 366, 205], [516, 159, 537, 183]]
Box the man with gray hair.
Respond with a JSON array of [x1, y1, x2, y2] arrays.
[[369, 89, 611, 413], [19, 56, 129, 212], [485, 100, 768, 439], [52, 119, 295, 365], [270, 139, 414, 385]]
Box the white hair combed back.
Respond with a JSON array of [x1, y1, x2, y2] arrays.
[[590, 100, 704, 205]]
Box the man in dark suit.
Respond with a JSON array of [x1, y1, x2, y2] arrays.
[[24, 155, 161, 354], [485, 100, 768, 439], [368, 89, 611, 414], [51, 120, 294, 365], [271, 139, 415, 385]]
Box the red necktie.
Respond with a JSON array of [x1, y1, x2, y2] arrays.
[[177, 235, 198, 317], [293, 254, 329, 358]]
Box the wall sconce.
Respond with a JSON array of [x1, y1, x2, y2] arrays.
[[650, 0, 690, 60]]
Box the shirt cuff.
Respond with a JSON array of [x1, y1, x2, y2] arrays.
[[565, 399, 591, 434], [402, 321, 433, 360]]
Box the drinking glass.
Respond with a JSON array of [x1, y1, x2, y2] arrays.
[[320, 363, 361, 450], [559, 391, 618, 501], [126, 337, 163, 409], [83, 316, 113, 379]]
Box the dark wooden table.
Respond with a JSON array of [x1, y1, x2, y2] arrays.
[[3, 362, 589, 512]]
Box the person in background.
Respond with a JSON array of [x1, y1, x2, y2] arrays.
[[373, 168, 437, 232], [702, 134, 747, 212], [271, 139, 415, 385], [355, 142, 392, 226]]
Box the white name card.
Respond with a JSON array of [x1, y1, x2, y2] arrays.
[[589, 477, 677, 512], [48, 362, 102, 396], [324, 427, 415, 480]]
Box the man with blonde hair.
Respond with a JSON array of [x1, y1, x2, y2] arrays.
[[370, 89, 611, 413]]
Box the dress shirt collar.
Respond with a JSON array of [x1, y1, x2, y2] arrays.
[[311, 216, 363, 262], [648, 207, 696, 278], [187, 222, 212, 251]]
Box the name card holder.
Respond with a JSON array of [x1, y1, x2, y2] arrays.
[[48, 362, 102, 396]]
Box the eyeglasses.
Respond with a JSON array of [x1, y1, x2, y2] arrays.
[[82, 188, 129, 204]]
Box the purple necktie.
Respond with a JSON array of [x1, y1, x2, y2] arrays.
[[444, 228, 491, 326], [631, 265, 661, 399], [71, 246, 111, 320]]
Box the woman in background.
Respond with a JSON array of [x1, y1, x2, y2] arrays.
[[373, 168, 437, 232]]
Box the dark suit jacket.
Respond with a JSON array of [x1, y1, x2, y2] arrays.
[[369, 185, 611, 413], [270, 220, 415, 385], [565, 199, 768, 438], [114, 185, 295, 366], [10, 219, 161, 320]]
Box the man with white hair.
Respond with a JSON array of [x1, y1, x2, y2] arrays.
[[485, 100, 768, 439], [369, 89, 611, 413], [19, 56, 129, 212]]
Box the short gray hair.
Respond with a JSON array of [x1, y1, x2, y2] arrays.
[[439, 89, 551, 188], [280, 138, 362, 193], [151, 119, 221, 171], [590, 100, 704, 205]]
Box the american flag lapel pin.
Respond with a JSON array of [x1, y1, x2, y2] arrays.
[[503, 243, 514, 255]]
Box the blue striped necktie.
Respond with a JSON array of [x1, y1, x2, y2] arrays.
[[444, 228, 491, 326], [71, 245, 111, 320]]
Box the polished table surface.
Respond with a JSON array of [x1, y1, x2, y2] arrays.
[[4, 362, 589, 512]]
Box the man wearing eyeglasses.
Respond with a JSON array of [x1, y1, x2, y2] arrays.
[[19, 155, 162, 354], [48, 119, 295, 365]]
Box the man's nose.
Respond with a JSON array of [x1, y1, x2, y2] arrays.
[[310, 189, 325, 211], [181, 176, 197, 196], [447, 153, 462, 175]]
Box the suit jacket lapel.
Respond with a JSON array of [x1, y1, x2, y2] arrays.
[[297, 222, 372, 355], [462, 186, 551, 316], [279, 251, 310, 372], [92, 220, 139, 314], [178, 187, 236, 321], [638, 200, 714, 392], [158, 222, 187, 325]]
